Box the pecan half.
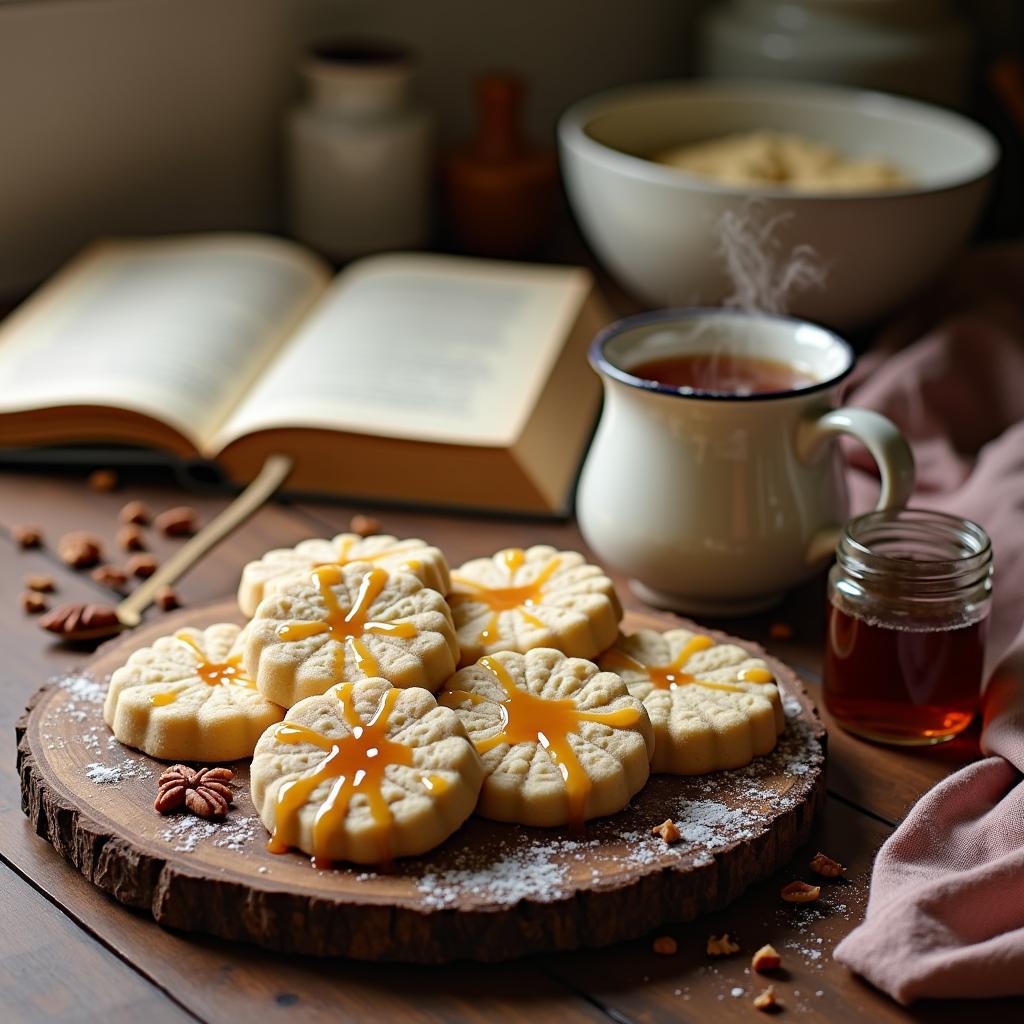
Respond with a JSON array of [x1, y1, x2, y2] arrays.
[[21, 591, 49, 614], [91, 564, 129, 589], [13, 525, 43, 548], [24, 574, 55, 593], [155, 506, 197, 537], [119, 500, 150, 525], [127, 553, 159, 578], [39, 602, 120, 636], [58, 532, 102, 568], [155, 765, 234, 819], [117, 525, 147, 551]]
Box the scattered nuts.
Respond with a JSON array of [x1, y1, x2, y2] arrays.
[[707, 933, 741, 956], [21, 591, 49, 614], [752, 944, 781, 973], [651, 818, 681, 844], [155, 506, 196, 537], [753, 986, 778, 1012], [13, 525, 42, 548], [780, 880, 821, 903], [58, 532, 102, 568], [87, 468, 119, 492], [91, 564, 129, 589], [769, 622, 793, 640], [652, 936, 678, 956], [127, 553, 159, 578], [117, 524, 146, 551], [155, 765, 234, 818], [24, 574, 55, 593], [350, 513, 380, 537], [809, 851, 846, 878], [39, 603, 120, 638], [155, 585, 180, 610], [119, 500, 150, 525]]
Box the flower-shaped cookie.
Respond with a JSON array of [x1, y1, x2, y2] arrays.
[[599, 628, 784, 775], [439, 648, 653, 827], [238, 533, 450, 616], [104, 623, 283, 762], [244, 563, 458, 708], [250, 678, 483, 865], [448, 546, 622, 666]]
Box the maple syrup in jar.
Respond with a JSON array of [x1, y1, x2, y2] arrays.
[[824, 509, 992, 746]]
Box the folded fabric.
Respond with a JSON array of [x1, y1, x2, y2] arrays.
[[832, 245, 1024, 1003]]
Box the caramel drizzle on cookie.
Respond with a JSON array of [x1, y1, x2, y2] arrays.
[[267, 683, 447, 868], [441, 655, 641, 828], [602, 635, 774, 692], [148, 632, 256, 706], [449, 548, 562, 645], [312, 536, 423, 578]]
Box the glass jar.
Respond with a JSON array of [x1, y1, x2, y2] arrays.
[[824, 508, 992, 745]]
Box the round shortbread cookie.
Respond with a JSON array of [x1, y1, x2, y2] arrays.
[[103, 623, 284, 762], [238, 533, 450, 617], [599, 628, 784, 775], [448, 546, 622, 666], [250, 678, 483, 865], [244, 563, 458, 708], [438, 648, 653, 828]]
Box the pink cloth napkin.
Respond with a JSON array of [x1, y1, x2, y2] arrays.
[[831, 245, 1024, 1003]]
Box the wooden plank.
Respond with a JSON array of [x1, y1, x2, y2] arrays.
[[0, 858, 195, 1024], [545, 796, 1024, 1023]]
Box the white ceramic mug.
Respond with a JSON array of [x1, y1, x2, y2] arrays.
[[576, 309, 915, 615]]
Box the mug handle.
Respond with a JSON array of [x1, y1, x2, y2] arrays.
[[796, 407, 916, 566]]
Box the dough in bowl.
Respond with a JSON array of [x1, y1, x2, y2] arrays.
[[599, 627, 784, 774], [439, 648, 653, 827]]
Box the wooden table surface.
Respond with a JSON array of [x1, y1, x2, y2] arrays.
[[1, 468, 1019, 1023]]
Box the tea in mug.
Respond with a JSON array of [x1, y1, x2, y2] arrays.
[[631, 353, 817, 396]]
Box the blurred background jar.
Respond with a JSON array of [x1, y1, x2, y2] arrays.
[[698, 0, 972, 109], [286, 41, 432, 261], [824, 509, 993, 746]]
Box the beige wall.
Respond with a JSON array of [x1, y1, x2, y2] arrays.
[[0, 0, 702, 297]]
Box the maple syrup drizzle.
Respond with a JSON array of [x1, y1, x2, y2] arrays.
[[267, 683, 442, 866], [277, 566, 418, 646], [601, 636, 765, 694], [149, 633, 256, 706], [313, 536, 415, 574], [450, 548, 562, 645], [442, 655, 641, 827]]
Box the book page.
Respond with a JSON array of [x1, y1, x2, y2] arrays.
[[213, 254, 592, 450], [0, 235, 329, 449]]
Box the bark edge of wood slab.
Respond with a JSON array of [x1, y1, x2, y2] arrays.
[[18, 600, 827, 963]]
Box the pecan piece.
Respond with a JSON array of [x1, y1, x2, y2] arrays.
[[119, 500, 150, 525], [752, 944, 781, 973], [780, 880, 821, 903], [350, 513, 380, 537], [753, 986, 778, 1012], [769, 622, 793, 640], [809, 851, 846, 878], [127, 553, 159, 578], [24, 574, 55, 593], [13, 525, 43, 548], [87, 468, 119, 492], [652, 936, 677, 955], [155, 506, 197, 537], [91, 564, 129, 589], [155, 585, 181, 610], [117, 525, 146, 551], [155, 765, 234, 819], [707, 933, 740, 956], [651, 818, 681, 844], [21, 591, 49, 614], [58, 532, 102, 568]]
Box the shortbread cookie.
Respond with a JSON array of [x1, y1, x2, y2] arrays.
[[244, 563, 458, 708], [104, 623, 284, 762], [251, 678, 483, 865], [599, 628, 784, 775], [238, 533, 450, 616], [439, 648, 653, 827], [448, 546, 622, 666]]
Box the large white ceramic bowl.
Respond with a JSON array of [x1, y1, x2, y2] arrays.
[[558, 80, 998, 329]]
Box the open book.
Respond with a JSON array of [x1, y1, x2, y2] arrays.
[[0, 236, 607, 514]]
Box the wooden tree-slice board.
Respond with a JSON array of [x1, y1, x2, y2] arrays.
[[18, 601, 826, 963]]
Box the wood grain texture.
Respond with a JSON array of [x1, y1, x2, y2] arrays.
[[19, 601, 825, 963]]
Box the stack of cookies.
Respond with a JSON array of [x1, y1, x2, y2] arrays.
[[103, 532, 783, 866]]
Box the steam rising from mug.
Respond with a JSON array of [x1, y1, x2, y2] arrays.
[[719, 202, 827, 316]]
